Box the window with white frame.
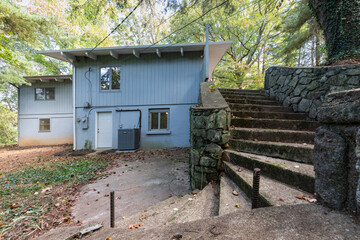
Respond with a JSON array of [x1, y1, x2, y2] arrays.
[[35, 88, 55, 100], [149, 109, 169, 132], [100, 67, 120, 90], [39, 118, 50, 132]]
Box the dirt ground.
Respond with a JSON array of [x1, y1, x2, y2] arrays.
[[0, 145, 72, 173]]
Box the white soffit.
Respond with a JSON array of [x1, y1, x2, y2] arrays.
[[23, 74, 72, 83], [208, 41, 232, 79]]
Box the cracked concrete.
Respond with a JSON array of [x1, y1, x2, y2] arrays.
[[71, 149, 190, 227]]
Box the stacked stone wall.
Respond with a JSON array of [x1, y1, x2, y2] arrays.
[[189, 82, 230, 190], [314, 88, 360, 216], [265, 65, 360, 119]]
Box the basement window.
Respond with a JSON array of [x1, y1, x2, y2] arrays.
[[39, 118, 50, 132], [35, 88, 55, 100], [100, 67, 120, 90], [148, 109, 170, 134]]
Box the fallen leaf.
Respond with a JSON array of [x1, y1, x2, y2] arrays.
[[232, 190, 239, 196], [106, 238, 112, 240], [0, 221, 3, 226], [41, 187, 52, 194], [87, 201, 91, 205], [106, 184, 110, 187], [235, 203, 240, 208], [279, 198, 284, 202], [296, 194, 305, 200], [101, 221, 104, 225], [253, 138, 258, 142], [140, 214, 147, 220], [308, 198, 317, 203]]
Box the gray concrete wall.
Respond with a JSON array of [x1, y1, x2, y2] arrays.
[[265, 65, 360, 119]]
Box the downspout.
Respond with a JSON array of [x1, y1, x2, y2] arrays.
[[72, 66, 76, 150], [203, 24, 209, 82]]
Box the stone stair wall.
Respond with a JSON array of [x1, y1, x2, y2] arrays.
[[189, 82, 231, 190], [265, 65, 360, 119], [314, 88, 360, 216]]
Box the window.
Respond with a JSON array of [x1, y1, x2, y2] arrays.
[[100, 67, 120, 90], [39, 119, 50, 132], [149, 109, 169, 132], [35, 88, 55, 100]]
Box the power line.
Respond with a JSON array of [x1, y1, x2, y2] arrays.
[[89, 0, 144, 53]]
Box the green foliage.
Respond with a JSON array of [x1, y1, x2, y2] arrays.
[[0, 105, 17, 145], [0, 156, 110, 237]]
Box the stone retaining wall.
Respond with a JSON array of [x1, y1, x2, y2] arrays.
[[314, 88, 360, 216], [189, 82, 231, 190], [265, 65, 360, 119]]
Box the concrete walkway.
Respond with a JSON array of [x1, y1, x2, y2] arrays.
[[71, 148, 190, 227]]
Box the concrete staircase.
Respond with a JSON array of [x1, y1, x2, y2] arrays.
[[219, 88, 318, 210], [110, 88, 318, 229]]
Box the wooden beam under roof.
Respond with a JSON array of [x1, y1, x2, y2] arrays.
[[85, 51, 97, 60], [40, 78, 49, 82], [61, 52, 76, 62], [55, 78, 64, 82], [133, 49, 140, 58], [156, 48, 161, 57], [110, 50, 119, 59]]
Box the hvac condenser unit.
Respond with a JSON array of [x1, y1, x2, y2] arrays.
[[118, 128, 140, 150]]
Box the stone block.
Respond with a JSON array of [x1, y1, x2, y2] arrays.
[[277, 76, 287, 85], [307, 81, 319, 91], [190, 149, 200, 166], [294, 85, 306, 96], [207, 130, 222, 143], [345, 68, 360, 76], [194, 116, 206, 129], [289, 76, 299, 88], [314, 127, 347, 210], [290, 97, 301, 104], [204, 143, 223, 159], [299, 77, 312, 85], [216, 110, 227, 129], [206, 113, 216, 129], [298, 99, 312, 112], [199, 156, 218, 167], [220, 132, 230, 145], [348, 76, 360, 85]]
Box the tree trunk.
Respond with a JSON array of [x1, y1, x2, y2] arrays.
[[308, 0, 360, 62]]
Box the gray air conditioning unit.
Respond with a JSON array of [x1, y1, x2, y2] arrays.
[[118, 128, 140, 150]]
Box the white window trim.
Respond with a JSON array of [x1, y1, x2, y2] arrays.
[[147, 109, 171, 135], [99, 66, 121, 91], [39, 118, 51, 132], [35, 87, 55, 101]]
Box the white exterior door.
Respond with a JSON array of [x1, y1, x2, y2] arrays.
[[97, 112, 112, 148]]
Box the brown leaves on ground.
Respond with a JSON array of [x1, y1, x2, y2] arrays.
[[232, 190, 239, 196], [296, 194, 317, 203], [139, 214, 147, 220], [128, 222, 143, 229]]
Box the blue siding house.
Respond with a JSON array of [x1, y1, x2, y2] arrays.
[[31, 41, 232, 150], [18, 75, 73, 146]]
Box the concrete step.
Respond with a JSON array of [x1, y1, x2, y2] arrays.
[[231, 127, 315, 144], [224, 95, 275, 101], [226, 150, 315, 193], [231, 118, 319, 131], [225, 98, 280, 105], [229, 103, 293, 112], [165, 183, 219, 225], [229, 139, 314, 164], [224, 161, 312, 207], [219, 90, 264, 96], [114, 193, 193, 230], [219, 88, 263, 92], [232, 111, 308, 120], [219, 175, 251, 216]]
